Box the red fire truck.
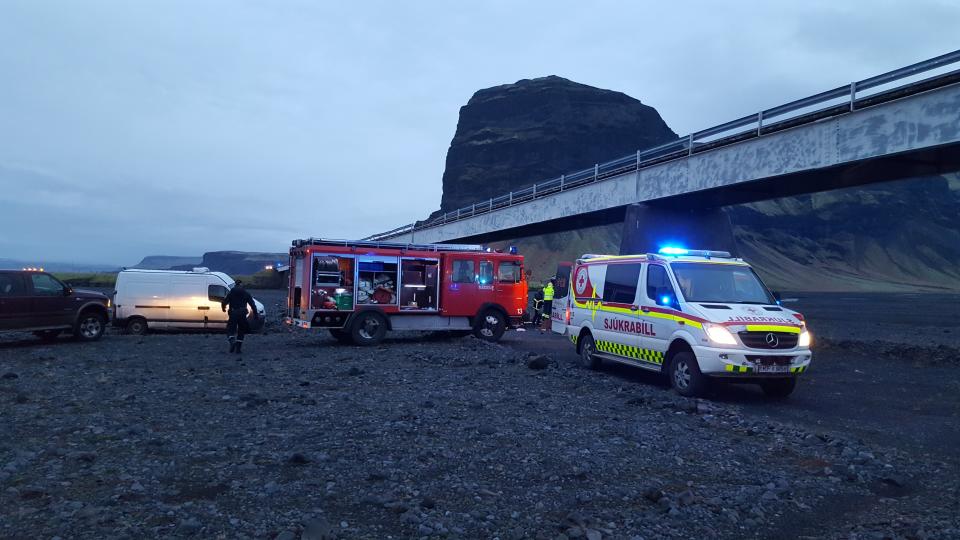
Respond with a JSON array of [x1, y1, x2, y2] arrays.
[[284, 238, 528, 345]]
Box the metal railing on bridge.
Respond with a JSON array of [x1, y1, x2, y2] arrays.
[[364, 49, 960, 241]]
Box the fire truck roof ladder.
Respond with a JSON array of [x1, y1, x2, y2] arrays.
[[292, 238, 485, 252]]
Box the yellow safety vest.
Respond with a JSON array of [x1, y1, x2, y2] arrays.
[[543, 283, 554, 301]]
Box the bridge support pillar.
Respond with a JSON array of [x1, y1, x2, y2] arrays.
[[619, 203, 738, 256]]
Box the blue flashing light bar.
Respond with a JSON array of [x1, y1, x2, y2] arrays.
[[657, 247, 733, 258]]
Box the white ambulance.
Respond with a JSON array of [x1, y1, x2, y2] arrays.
[[552, 248, 812, 398]]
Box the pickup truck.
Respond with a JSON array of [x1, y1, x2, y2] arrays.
[[0, 270, 110, 341]]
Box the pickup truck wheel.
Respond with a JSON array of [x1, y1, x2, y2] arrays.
[[33, 330, 61, 342], [329, 328, 354, 344], [578, 334, 601, 369], [474, 309, 506, 342], [351, 312, 387, 346], [760, 378, 797, 399], [126, 317, 148, 336], [669, 351, 708, 397], [75, 311, 106, 342]]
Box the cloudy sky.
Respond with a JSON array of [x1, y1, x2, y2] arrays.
[[1, 0, 957, 265]]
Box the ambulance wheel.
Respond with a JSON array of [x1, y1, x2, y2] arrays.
[[329, 328, 353, 344], [578, 334, 601, 370], [126, 317, 148, 335], [474, 309, 506, 342], [351, 312, 387, 346], [760, 378, 797, 399], [669, 351, 708, 397]]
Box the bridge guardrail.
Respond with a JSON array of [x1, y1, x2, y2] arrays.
[[363, 49, 960, 242]]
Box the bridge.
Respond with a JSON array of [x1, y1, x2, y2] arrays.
[[365, 50, 960, 253]]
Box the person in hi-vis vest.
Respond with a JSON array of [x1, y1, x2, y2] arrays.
[[540, 278, 555, 333]]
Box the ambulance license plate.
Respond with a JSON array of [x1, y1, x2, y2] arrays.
[[755, 364, 789, 374]]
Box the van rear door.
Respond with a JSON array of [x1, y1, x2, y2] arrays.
[[551, 262, 573, 334]]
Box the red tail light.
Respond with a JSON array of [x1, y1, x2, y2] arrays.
[[793, 312, 805, 322]]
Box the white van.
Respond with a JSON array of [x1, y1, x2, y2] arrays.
[[553, 248, 812, 398], [113, 268, 266, 334]]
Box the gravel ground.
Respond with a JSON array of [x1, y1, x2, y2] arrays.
[[1, 291, 958, 539]]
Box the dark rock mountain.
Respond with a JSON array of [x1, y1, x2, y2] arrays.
[[439, 77, 960, 291], [436, 76, 677, 214]]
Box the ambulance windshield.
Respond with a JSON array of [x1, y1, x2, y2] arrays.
[[671, 263, 775, 304]]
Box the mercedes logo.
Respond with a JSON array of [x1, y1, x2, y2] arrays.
[[765, 333, 779, 348]]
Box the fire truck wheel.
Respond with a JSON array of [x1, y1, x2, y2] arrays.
[[578, 334, 601, 370], [474, 309, 506, 342], [669, 351, 708, 397], [351, 312, 387, 346], [329, 328, 354, 344], [760, 378, 797, 399]]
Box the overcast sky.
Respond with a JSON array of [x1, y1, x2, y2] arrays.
[[1, 0, 957, 265]]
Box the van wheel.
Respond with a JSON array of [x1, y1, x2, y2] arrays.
[[75, 311, 106, 342], [578, 334, 601, 370], [760, 378, 797, 399], [126, 317, 148, 335], [329, 328, 354, 344], [351, 312, 387, 346], [669, 351, 708, 397], [33, 330, 61, 342], [474, 309, 506, 342]]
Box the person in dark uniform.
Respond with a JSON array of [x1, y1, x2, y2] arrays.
[[221, 280, 258, 353]]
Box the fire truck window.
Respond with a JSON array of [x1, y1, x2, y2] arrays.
[[400, 258, 439, 310], [452, 260, 475, 284], [357, 260, 397, 305], [479, 261, 494, 285], [497, 261, 522, 283], [602, 263, 641, 304], [646, 264, 675, 302]]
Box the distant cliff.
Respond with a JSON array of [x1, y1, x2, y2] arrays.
[[132, 255, 201, 270], [170, 251, 286, 275], [439, 77, 960, 292]]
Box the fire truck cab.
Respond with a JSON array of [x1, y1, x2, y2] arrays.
[[553, 248, 812, 398], [284, 238, 527, 345]]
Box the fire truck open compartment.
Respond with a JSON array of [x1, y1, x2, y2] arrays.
[[399, 258, 439, 310]]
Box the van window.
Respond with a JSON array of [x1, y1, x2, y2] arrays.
[[601, 263, 641, 304], [497, 261, 521, 284], [646, 264, 676, 301], [208, 284, 229, 301], [452, 260, 475, 283]]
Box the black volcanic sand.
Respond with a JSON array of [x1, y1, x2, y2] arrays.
[[1, 291, 958, 539]]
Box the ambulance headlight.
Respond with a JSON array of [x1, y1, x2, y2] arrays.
[[798, 330, 812, 348], [705, 324, 737, 345]]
